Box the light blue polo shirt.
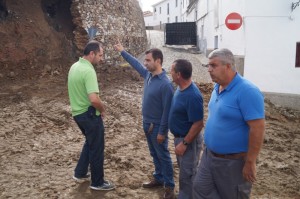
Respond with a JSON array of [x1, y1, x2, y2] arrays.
[[204, 73, 264, 154]]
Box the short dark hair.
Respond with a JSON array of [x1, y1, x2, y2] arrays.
[[145, 48, 163, 64], [173, 59, 192, 80], [83, 40, 101, 55]]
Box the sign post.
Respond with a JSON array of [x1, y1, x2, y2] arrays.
[[225, 12, 243, 30]]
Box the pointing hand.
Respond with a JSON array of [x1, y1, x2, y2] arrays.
[[114, 38, 124, 52]]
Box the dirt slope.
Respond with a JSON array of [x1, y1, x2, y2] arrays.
[[0, 0, 75, 82]]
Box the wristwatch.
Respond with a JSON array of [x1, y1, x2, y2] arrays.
[[182, 139, 188, 146]]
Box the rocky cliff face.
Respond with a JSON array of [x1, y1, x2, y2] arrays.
[[0, 0, 147, 81], [71, 0, 147, 65]]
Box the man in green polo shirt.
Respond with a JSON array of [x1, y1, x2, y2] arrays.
[[68, 40, 115, 191]]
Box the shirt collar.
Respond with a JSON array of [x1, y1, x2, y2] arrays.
[[79, 57, 94, 69], [214, 72, 241, 93], [151, 69, 166, 79]]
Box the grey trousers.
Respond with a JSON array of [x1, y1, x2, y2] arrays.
[[175, 133, 203, 199], [193, 147, 252, 199]]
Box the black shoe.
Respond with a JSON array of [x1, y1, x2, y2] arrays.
[[142, 179, 164, 188]]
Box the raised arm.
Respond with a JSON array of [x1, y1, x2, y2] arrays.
[[114, 39, 148, 78]]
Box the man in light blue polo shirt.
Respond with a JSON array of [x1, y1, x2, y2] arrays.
[[193, 48, 265, 199]]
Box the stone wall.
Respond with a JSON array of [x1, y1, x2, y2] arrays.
[[0, 0, 147, 81], [71, 0, 147, 65]]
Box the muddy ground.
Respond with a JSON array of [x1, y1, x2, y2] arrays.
[[0, 54, 300, 199]]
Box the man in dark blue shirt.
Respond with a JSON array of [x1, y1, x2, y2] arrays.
[[114, 40, 175, 199], [168, 59, 204, 199]]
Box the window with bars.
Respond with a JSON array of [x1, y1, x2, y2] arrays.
[[296, 42, 300, 68]]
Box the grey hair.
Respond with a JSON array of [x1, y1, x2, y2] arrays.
[[208, 48, 236, 71]]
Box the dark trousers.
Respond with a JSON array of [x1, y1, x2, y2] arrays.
[[73, 110, 105, 187], [193, 147, 252, 199], [175, 133, 203, 199]]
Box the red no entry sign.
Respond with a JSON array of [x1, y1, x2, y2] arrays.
[[225, 12, 243, 30]]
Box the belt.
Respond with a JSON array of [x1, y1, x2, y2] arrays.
[[210, 151, 247, 159], [173, 134, 185, 138]]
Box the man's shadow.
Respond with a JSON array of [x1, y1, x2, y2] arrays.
[[69, 181, 108, 199]]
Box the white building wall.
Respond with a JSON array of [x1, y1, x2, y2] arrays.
[[217, 0, 245, 55], [151, 0, 198, 27], [186, 5, 197, 22], [147, 0, 300, 95], [181, 0, 188, 21], [197, 0, 245, 55], [152, 0, 182, 28], [196, 0, 217, 54], [157, 2, 168, 24], [144, 15, 155, 26], [243, 0, 300, 95], [169, 0, 181, 23], [153, 0, 170, 28], [198, 0, 300, 95], [185, 4, 194, 22], [144, 0, 300, 107]]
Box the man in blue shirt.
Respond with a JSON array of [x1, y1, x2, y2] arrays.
[[168, 59, 204, 199], [193, 48, 265, 199], [114, 40, 175, 199]]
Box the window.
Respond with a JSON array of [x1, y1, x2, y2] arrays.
[[175, 16, 178, 22], [176, 0, 178, 7], [296, 42, 300, 67], [159, 7, 161, 14], [154, 8, 156, 12], [167, 3, 169, 15], [214, 36, 218, 49], [167, 17, 170, 23]]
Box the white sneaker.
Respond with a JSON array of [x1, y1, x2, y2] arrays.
[[90, 180, 115, 191], [72, 174, 90, 183]]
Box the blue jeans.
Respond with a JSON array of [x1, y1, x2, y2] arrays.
[[143, 122, 175, 188], [73, 108, 105, 187]]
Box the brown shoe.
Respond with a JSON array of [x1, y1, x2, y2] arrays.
[[142, 179, 163, 188], [164, 187, 175, 199]]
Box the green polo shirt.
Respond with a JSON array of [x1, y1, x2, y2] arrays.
[[68, 57, 100, 116]]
